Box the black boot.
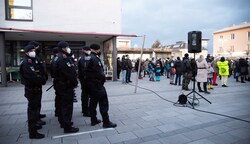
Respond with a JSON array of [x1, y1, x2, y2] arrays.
[[203, 82, 210, 94], [197, 82, 203, 92], [29, 128, 45, 139], [91, 118, 102, 126], [103, 121, 117, 128], [241, 77, 246, 83], [64, 126, 79, 133]]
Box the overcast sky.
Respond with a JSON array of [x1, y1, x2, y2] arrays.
[[121, 0, 250, 53]]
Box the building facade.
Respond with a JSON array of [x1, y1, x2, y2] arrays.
[[213, 22, 250, 58], [0, 0, 136, 86]]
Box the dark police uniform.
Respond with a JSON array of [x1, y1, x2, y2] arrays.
[[78, 50, 91, 116], [20, 46, 46, 139], [50, 47, 60, 117], [85, 44, 116, 128], [54, 50, 79, 132], [28, 41, 48, 119]]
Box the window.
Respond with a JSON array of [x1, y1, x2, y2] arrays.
[[220, 36, 223, 39], [248, 32, 250, 41], [231, 33, 235, 40], [5, 0, 33, 21]]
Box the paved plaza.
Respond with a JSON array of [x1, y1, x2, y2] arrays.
[[0, 73, 250, 144]]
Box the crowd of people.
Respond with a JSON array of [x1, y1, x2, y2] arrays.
[[121, 54, 250, 93], [20, 41, 116, 139], [19, 41, 249, 139]]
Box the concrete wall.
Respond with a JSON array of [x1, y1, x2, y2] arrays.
[[0, 0, 121, 34]]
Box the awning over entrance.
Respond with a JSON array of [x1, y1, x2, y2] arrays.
[[0, 27, 137, 42], [0, 27, 137, 87]]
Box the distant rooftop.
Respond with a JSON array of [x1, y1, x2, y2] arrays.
[[214, 22, 250, 34]]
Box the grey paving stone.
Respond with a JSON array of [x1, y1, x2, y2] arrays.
[[207, 132, 242, 144], [123, 138, 143, 144], [140, 140, 162, 144], [182, 129, 214, 141], [204, 125, 233, 134], [115, 124, 142, 133], [186, 139, 216, 144], [0, 74, 250, 144], [227, 128, 250, 139], [157, 123, 183, 133], [133, 127, 162, 138], [137, 120, 162, 128], [107, 132, 137, 143], [158, 133, 192, 144], [140, 134, 161, 142]]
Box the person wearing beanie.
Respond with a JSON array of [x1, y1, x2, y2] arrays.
[[84, 43, 117, 128], [78, 45, 91, 117], [20, 45, 47, 139], [217, 56, 229, 87], [54, 41, 79, 133]]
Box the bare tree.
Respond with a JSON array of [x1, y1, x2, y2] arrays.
[[151, 40, 161, 48]]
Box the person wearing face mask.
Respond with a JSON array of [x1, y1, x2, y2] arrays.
[[78, 46, 91, 117], [20, 45, 47, 139], [28, 41, 47, 123], [54, 41, 79, 133], [84, 44, 117, 128]]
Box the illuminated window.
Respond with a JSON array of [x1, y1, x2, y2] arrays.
[[5, 0, 33, 21]]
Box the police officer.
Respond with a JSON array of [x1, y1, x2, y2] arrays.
[[28, 41, 47, 122], [20, 45, 47, 139], [78, 46, 91, 117], [55, 41, 79, 133], [50, 47, 60, 117], [85, 44, 117, 128]]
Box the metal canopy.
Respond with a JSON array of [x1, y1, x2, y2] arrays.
[[0, 28, 137, 42]]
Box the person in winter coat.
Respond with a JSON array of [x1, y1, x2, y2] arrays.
[[174, 57, 183, 86], [211, 56, 219, 86], [217, 57, 229, 87], [207, 62, 214, 90], [196, 55, 210, 94]]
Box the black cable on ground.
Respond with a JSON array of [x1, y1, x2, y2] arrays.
[[128, 83, 250, 124]]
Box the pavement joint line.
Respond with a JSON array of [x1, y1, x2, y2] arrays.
[[52, 128, 114, 139]]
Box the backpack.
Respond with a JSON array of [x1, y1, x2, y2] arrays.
[[178, 93, 187, 104]]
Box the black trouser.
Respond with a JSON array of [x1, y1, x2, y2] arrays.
[[53, 80, 60, 116], [117, 69, 121, 79], [126, 69, 131, 82], [37, 85, 42, 116], [197, 82, 208, 92], [25, 86, 42, 133], [86, 80, 109, 123], [57, 83, 74, 129], [80, 82, 90, 114]]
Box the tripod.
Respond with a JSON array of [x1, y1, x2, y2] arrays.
[[186, 53, 212, 108]]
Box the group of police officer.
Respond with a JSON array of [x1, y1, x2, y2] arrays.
[[20, 41, 116, 139]]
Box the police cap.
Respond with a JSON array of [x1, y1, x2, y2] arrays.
[[28, 41, 40, 47], [57, 41, 69, 48], [52, 47, 60, 54], [24, 45, 35, 52], [90, 44, 100, 50], [83, 46, 90, 51]]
